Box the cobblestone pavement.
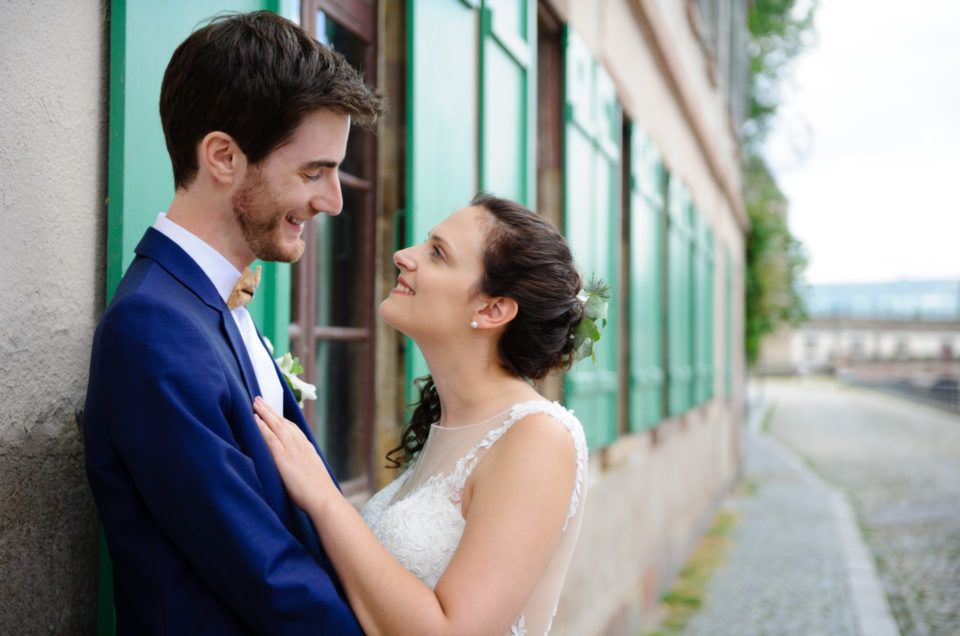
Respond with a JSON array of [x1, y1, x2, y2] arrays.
[[684, 405, 861, 635], [765, 378, 960, 636]]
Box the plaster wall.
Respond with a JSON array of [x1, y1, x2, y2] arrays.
[[553, 406, 739, 635], [551, 4, 746, 633], [0, 1, 108, 632]]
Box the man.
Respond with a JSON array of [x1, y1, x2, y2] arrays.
[[84, 11, 382, 634]]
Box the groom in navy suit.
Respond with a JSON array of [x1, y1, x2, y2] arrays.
[[84, 12, 382, 634]]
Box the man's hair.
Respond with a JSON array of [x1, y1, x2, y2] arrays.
[[159, 10, 383, 189]]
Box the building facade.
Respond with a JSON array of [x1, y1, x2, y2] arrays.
[[1, 0, 749, 633], [758, 280, 960, 373]]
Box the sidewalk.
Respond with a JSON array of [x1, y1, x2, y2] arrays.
[[682, 388, 899, 636]]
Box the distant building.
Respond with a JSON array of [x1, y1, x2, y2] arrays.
[[757, 280, 960, 375], [797, 280, 960, 369]]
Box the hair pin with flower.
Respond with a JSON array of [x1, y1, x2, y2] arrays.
[[572, 275, 612, 363]]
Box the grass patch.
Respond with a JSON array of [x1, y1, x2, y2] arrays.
[[760, 403, 776, 433], [735, 478, 760, 497], [641, 510, 741, 636]]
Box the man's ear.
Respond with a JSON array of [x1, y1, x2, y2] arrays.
[[199, 131, 244, 186], [475, 296, 518, 330]]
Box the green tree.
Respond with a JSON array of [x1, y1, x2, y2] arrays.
[[744, 156, 808, 364], [743, 0, 816, 365], [744, 0, 818, 152]]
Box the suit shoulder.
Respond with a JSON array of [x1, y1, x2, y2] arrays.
[[96, 268, 218, 357]]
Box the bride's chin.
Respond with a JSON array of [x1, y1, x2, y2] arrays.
[[378, 302, 406, 334]]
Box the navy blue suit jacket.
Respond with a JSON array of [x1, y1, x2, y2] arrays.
[[84, 228, 362, 635]]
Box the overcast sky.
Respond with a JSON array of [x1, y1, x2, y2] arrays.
[[764, 0, 960, 285]]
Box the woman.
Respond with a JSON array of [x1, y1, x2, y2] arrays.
[[255, 193, 600, 635]]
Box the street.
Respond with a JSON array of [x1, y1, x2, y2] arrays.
[[767, 378, 960, 635], [682, 377, 960, 635]]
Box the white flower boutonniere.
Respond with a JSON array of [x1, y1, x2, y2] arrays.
[[263, 338, 317, 407]]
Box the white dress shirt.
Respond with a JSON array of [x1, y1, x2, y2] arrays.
[[153, 213, 285, 414]]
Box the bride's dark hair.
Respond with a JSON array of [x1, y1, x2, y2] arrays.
[[386, 193, 583, 468]]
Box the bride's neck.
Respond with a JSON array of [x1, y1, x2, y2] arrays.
[[423, 350, 539, 428]]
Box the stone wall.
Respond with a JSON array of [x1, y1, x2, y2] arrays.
[[0, 1, 109, 632]]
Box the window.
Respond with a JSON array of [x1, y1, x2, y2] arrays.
[[667, 176, 694, 415], [563, 26, 622, 448], [535, 2, 565, 402], [292, 0, 377, 495], [627, 123, 666, 431]]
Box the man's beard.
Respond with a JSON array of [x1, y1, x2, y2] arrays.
[[232, 168, 306, 263]]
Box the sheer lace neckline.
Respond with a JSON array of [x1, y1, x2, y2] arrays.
[[430, 399, 549, 431]]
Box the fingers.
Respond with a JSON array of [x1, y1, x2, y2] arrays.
[[254, 412, 272, 437], [253, 397, 307, 449], [253, 396, 281, 423]]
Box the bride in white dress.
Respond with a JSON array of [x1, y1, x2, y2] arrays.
[[255, 193, 598, 635]]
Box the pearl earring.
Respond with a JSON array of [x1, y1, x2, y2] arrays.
[[469, 320, 478, 329]]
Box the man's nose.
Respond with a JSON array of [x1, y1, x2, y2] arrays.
[[311, 177, 343, 216]]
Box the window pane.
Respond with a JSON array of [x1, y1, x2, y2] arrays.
[[314, 186, 369, 328], [311, 338, 367, 480], [316, 10, 370, 177]]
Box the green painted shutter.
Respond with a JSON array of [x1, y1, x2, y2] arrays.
[[705, 229, 715, 400], [725, 248, 734, 399], [479, 0, 537, 204], [627, 124, 665, 431], [406, 0, 536, 404], [667, 175, 693, 416], [563, 27, 621, 448], [693, 207, 709, 405], [406, 0, 479, 400]]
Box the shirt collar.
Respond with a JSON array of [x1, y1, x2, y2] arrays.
[[153, 212, 243, 304]]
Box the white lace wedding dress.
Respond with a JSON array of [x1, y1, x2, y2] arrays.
[[361, 400, 588, 636]]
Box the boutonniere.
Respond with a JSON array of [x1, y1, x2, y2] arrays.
[[263, 338, 317, 407]]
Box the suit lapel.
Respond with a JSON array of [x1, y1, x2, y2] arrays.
[[259, 328, 343, 492], [135, 228, 262, 402], [221, 313, 263, 403], [134, 228, 338, 569]]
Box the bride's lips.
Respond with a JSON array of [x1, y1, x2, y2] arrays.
[[392, 276, 414, 295]]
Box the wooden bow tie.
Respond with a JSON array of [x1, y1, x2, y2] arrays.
[[227, 265, 262, 310]]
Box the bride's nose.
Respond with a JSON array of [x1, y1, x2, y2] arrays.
[[393, 247, 416, 271]]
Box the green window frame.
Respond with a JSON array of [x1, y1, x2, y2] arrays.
[[667, 175, 694, 416], [627, 123, 665, 432], [562, 26, 621, 449], [405, 0, 537, 403], [693, 211, 715, 405], [725, 248, 734, 399]]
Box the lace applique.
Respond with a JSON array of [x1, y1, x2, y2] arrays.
[[510, 615, 527, 635]]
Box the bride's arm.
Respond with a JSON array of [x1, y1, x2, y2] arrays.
[[253, 397, 577, 636]]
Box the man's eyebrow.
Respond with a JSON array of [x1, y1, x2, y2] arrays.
[[300, 159, 340, 170]]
